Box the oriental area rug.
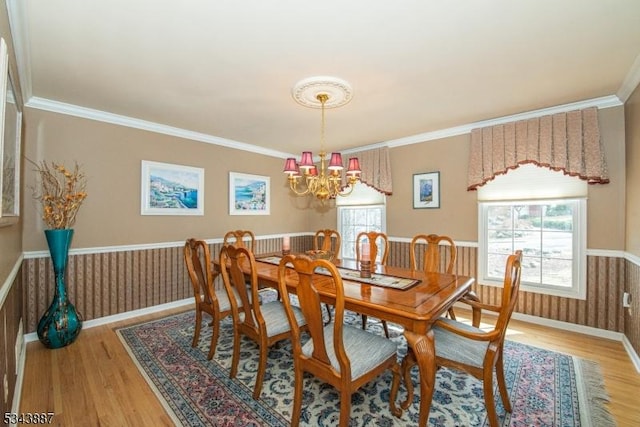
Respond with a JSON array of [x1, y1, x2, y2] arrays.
[[116, 294, 615, 427]]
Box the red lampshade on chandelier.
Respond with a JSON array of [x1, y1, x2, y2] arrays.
[[284, 77, 361, 201]]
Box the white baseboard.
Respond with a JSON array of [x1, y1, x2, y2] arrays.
[[23, 298, 193, 343], [622, 334, 640, 373], [15, 298, 194, 419], [510, 311, 624, 341], [11, 335, 26, 425]]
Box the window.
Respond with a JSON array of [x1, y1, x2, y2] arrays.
[[336, 182, 386, 261], [477, 165, 587, 299]]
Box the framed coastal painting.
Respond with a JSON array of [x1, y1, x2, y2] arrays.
[[413, 171, 440, 209], [141, 160, 204, 215], [229, 172, 270, 215]]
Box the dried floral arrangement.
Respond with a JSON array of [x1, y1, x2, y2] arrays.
[[31, 160, 88, 229]]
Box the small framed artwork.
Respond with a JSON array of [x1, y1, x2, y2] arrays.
[[229, 172, 270, 215], [413, 171, 440, 209], [141, 160, 204, 215]]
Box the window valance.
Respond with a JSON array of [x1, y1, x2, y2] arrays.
[[467, 107, 609, 191], [343, 147, 393, 195]]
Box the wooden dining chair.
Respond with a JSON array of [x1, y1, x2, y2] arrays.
[[223, 229, 256, 251], [223, 229, 257, 291], [277, 254, 402, 427], [355, 231, 391, 337], [184, 238, 239, 360], [314, 229, 341, 323], [410, 233, 481, 323], [355, 231, 389, 265], [219, 244, 307, 400], [410, 233, 456, 275], [410, 233, 459, 319], [313, 229, 341, 258], [401, 250, 523, 427]]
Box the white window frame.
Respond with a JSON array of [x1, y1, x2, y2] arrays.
[[478, 198, 586, 299], [337, 204, 386, 261], [336, 182, 386, 261]]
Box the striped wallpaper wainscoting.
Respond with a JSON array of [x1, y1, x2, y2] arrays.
[[19, 234, 635, 361], [0, 260, 22, 417], [22, 247, 191, 333], [21, 235, 311, 334], [626, 259, 640, 355], [388, 240, 477, 277], [386, 241, 628, 335], [475, 255, 626, 333]]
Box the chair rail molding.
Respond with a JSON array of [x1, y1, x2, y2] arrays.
[[0, 253, 22, 307]]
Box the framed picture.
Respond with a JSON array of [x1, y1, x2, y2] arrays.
[[413, 171, 440, 209], [0, 38, 22, 227], [141, 160, 204, 215], [229, 172, 270, 215]]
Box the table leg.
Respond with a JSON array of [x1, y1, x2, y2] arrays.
[[402, 329, 436, 427]]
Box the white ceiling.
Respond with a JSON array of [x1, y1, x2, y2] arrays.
[[8, 0, 640, 158]]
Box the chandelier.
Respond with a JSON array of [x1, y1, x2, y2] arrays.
[[284, 77, 361, 201]]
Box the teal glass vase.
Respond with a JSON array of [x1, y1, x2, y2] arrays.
[[37, 229, 83, 349]]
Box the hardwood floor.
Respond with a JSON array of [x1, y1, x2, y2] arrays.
[[19, 307, 640, 426]]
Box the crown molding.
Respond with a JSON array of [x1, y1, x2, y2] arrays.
[[23, 90, 623, 159], [25, 97, 295, 160], [617, 52, 640, 102], [340, 95, 622, 155], [6, 0, 631, 158], [341, 95, 622, 154], [382, 95, 623, 149]]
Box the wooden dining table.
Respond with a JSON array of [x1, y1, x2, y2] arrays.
[[213, 253, 474, 427]]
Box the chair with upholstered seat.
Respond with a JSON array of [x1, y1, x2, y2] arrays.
[[184, 238, 239, 360], [277, 254, 402, 427], [355, 231, 390, 337], [219, 244, 308, 400], [313, 229, 341, 257], [401, 250, 523, 427]]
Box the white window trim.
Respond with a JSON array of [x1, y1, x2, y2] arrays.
[[478, 198, 587, 300], [337, 204, 386, 261]]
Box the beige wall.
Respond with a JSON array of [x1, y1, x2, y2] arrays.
[[626, 86, 640, 256], [388, 133, 477, 240], [21, 109, 313, 251], [589, 106, 627, 250], [16, 89, 629, 294], [312, 106, 626, 249], [307, 134, 478, 238]]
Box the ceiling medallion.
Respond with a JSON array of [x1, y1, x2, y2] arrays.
[[291, 76, 354, 109]]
